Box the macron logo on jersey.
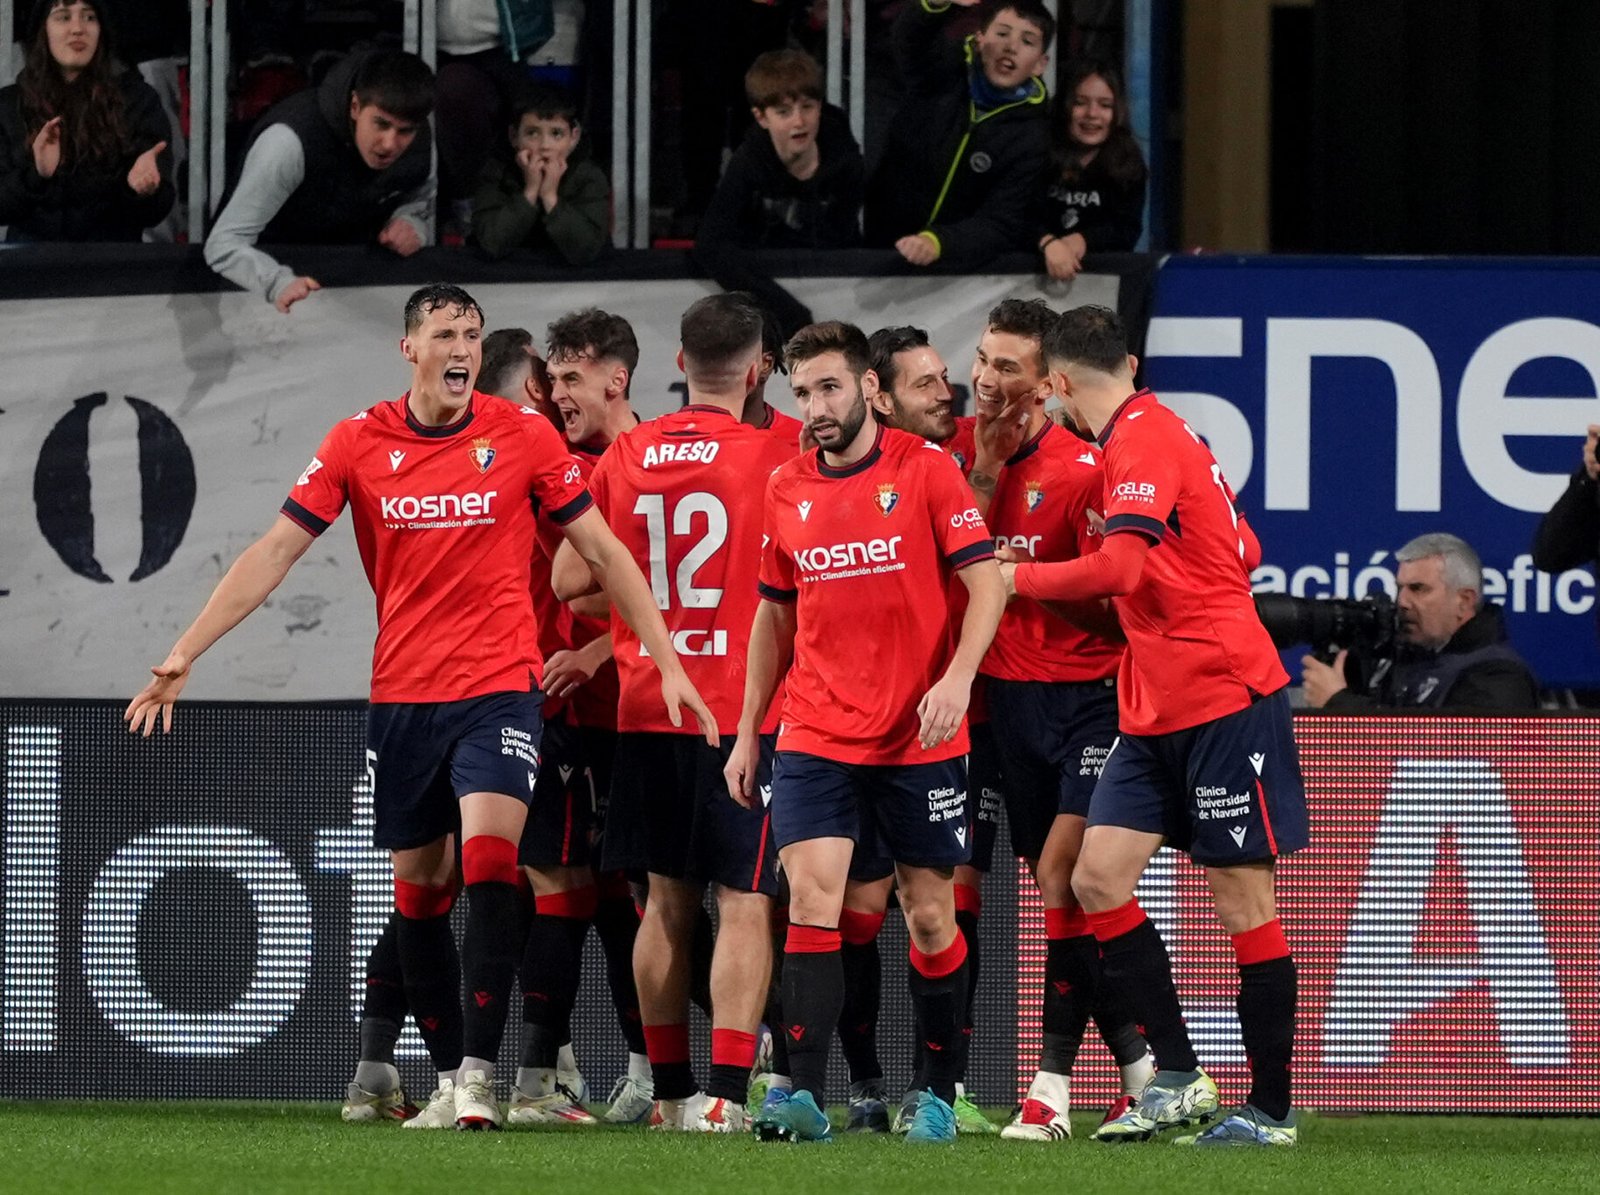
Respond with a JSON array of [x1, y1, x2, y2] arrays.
[[798, 500, 813, 522], [1113, 481, 1157, 505], [793, 535, 904, 578], [1077, 451, 1097, 466], [388, 450, 406, 472], [297, 457, 323, 487]]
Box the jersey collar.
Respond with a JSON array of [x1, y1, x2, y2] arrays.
[[1007, 419, 1052, 466], [817, 422, 884, 479], [402, 391, 476, 438], [1095, 388, 1154, 449]]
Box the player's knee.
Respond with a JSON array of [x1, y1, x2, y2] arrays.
[[1070, 861, 1127, 913], [713, 889, 772, 937], [899, 897, 953, 950]]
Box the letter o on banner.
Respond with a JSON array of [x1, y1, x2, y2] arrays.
[[81, 826, 313, 1055]]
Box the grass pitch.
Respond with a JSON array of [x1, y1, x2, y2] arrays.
[[2, 1102, 1591, 1194]]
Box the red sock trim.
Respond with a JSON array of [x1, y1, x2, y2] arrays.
[[785, 923, 841, 954], [909, 932, 969, 979], [1232, 918, 1290, 966], [1086, 899, 1147, 943], [710, 1028, 758, 1069], [538, 885, 599, 920], [954, 883, 983, 916], [838, 907, 886, 946], [597, 872, 632, 902], [642, 1022, 690, 1065], [393, 879, 455, 920], [1044, 905, 1090, 940], [460, 835, 519, 886]]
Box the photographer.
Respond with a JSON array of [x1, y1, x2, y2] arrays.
[[1531, 425, 1600, 636], [1300, 533, 1539, 711]]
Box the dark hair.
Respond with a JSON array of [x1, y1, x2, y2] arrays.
[[986, 298, 1055, 375], [979, 1, 1056, 50], [1044, 305, 1128, 375], [351, 50, 434, 123], [760, 304, 787, 375], [546, 308, 640, 373], [868, 326, 931, 394], [744, 48, 824, 109], [1052, 60, 1146, 187], [403, 283, 484, 333], [784, 320, 872, 379], [479, 328, 534, 398], [509, 81, 580, 128], [681, 293, 765, 372], [19, 0, 128, 170]]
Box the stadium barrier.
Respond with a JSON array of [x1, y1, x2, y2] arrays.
[[2, 702, 1594, 1112]]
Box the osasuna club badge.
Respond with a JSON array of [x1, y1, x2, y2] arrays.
[[1025, 481, 1045, 512], [469, 437, 496, 473], [875, 483, 900, 516]]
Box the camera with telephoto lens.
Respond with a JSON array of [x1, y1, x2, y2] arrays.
[[1254, 592, 1398, 662]]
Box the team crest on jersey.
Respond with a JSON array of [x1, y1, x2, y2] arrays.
[[468, 437, 496, 473], [1025, 481, 1045, 513], [874, 483, 900, 517]]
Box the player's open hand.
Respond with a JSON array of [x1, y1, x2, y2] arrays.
[[660, 670, 720, 748], [32, 116, 63, 178], [378, 218, 423, 257], [123, 651, 192, 737], [275, 275, 321, 313], [723, 731, 760, 808], [1299, 650, 1348, 708], [976, 393, 1030, 462], [543, 646, 599, 700], [917, 671, 970, 750], [895, 234, 940, 267], [127, 140, 167, 196]]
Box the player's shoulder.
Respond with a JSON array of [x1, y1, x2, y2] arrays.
[[1038, 421, 1104, 471], [475, 390, 550, 429]]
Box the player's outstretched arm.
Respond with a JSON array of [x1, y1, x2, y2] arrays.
[[558, 508, 719, 745], [725, 599, 796, 808], [1005, 531, 1151, 603], [918, 559, 1006, 750], [124, 516, 314, 736]]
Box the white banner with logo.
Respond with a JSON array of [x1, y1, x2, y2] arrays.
[[0, 272, 1112, 699]]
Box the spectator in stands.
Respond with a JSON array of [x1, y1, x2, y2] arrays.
[[1532, 426, 1600, 646], [0, 0, 173, 242], [204, 49, 435, 314], [1301, 533, 1539, 711], [1035, 59, 1146, 280], [472, 82, 609, 264], [695, 49, 863, 340], [865, 0, 1052, 270], [435, 0, 554, 228]]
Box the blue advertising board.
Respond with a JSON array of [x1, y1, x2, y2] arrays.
[[1144, 255, 1600, 688]]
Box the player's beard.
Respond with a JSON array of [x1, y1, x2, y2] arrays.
[[890, 394, 954, 443], [810, 389, 869, 452]]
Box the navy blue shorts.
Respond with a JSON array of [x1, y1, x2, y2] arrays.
[[1088, 689, 1309, 866], [771, 752, 970, 870], [518, 720, 617, 869], [603, 732, 778, 894], [367, 690, 544, 850], [965, 721, 1004, 873], [987, 676, 1119, 860]]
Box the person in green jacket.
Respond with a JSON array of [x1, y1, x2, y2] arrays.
[[472, 82, 609, 264]]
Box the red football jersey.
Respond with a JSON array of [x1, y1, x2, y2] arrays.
[[980, 421, 1123, 684], [531, 441, 621, 729], [283, 392, 591, 703], [587, 405, 796, 734], [759, 425, 994, 765], [1093, 389, 1286, 734], [759, 402, 806, 448]]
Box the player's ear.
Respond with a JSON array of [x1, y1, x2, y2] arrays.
[[610, 364, 630, 400], [1126, 352, 1139, 377], [860, 367, 881, 400], [867, 386, 893, 419], [744, 356, 760, 394], [400, 335, 416, 364], [675, 348, 686, 375]]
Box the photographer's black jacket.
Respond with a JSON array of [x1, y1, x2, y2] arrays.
[[1326, 604, 1539, 712]]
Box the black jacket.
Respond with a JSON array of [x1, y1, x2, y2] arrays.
[[1531, 466, 1600, 640], [1326, 603, 1540, 712], [241, 49, 433, 245], [864, 1, 1049, 269], [0, 65, 174, 242], [1036, 148, 1146, 252], [695, 102, 863, 339]]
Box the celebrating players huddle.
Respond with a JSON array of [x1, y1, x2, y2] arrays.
[[126, 283, 1307, 1149]]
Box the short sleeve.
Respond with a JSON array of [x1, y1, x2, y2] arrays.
[[1102, 429, 1181, 544], [522, 413, 593, 525], [923, 447, 994, 569], [280, 421, 351, 535], [757, 473, 797, 602]]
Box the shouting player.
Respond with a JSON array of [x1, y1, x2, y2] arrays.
[[554, 292, 797, 1132], [126, 283, 715, 1132], [727, 320, 1005, 1145], [1001, 305, 1308, 1147]]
